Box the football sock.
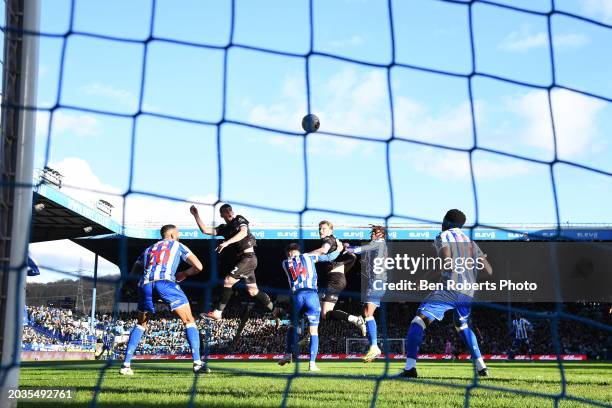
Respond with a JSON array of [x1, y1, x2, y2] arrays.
[[310, 334, 319, 363], [253, 290, 274, 312], [404, 358, 416, 370], [286, 325, 297, 356], [326, 310, 349, 321], [124, 325, 145, 365], [185, 322, 201, 363], [405, 316, 426, 366], [366, 316, 377, 346], [458, 326, 483, 359], [458, 326, 485, 369], [218, 287, 233, 311], [475, 357, 486, 371]]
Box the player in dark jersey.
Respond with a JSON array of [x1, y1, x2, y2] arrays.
[[190, 203, 274, 320], [310, 220, 365, 334]]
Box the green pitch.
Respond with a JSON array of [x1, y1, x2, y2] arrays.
[[18, 361, 611, 407]]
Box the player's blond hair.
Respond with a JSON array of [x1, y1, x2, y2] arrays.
[[318, 220, 334, 230]]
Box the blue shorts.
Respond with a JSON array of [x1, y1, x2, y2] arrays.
[[365, 293, 381, 307], [418, 290, 473, 327], [365, 299, 381, 307], [138, 280, 189, 313], [365, 285, 384, 307], [293, 289, 321, 327]]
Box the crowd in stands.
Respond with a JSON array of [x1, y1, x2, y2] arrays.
[[22, 302, 611, 359], [25, 306, 94, 343], [21, 326, 64, 348], [106, 306, 284, 356]]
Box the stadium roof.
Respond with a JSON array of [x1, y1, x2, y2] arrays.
[[31, 185, 115, 242]]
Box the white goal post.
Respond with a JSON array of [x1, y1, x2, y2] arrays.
[[0, 2, 41, 406], [345, 338, 405, 354]]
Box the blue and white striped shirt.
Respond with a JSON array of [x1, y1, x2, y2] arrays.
[[103, 331, 114, 347], [136, 239, 192, 286], [512, 318, 532, 340], [282, 254, 318, 292], [434, 228, 483, 297]]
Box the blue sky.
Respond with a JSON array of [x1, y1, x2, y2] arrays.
[[22, 0, 612, 281]]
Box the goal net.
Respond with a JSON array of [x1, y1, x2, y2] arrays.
[[1, 0, 610, 407], [346, 337, 404, 355]]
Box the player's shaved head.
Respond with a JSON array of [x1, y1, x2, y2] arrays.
[[160, 224, 177, 238], [442, 209, 466, 230], [219, 203, 235, 222], [286, 243, 301, 255]]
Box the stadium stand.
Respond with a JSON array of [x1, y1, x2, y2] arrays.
[[22, 304, 610, 359]]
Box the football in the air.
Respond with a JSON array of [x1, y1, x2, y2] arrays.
[[302, 114, 320, 133]]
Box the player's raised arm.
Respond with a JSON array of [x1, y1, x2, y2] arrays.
[[346, 240, 380, 254], [216, 225, 248, 253], [190, 205, 217, 236], [346, 226, 386, 258]]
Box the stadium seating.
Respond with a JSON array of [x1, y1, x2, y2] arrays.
[[22, 304, 611, 359]]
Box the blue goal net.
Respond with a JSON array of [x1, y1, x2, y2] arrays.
[[1, 0, 611, 407]]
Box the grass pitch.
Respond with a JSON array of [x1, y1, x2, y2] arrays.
[[17, 360, 612, 407]]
